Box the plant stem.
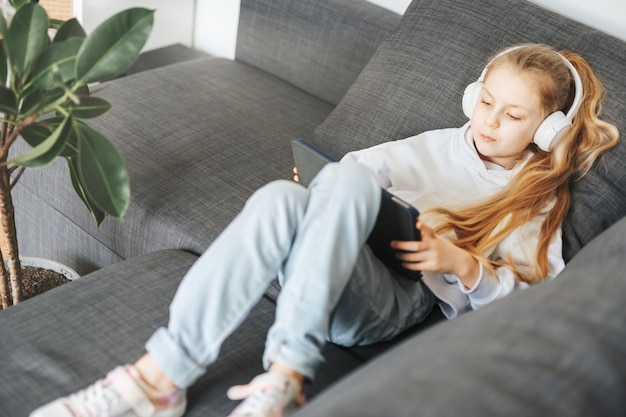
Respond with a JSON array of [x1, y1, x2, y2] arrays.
[[9, 165, 25, 189], [0, 231, 9, 309], [0, 119, 8, 148], [0, 123, 9, 309], [0, 158, 21, 305], [0, 113, 38, 159]]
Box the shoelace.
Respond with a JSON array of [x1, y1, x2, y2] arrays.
[[234, 383, 288, 417], [66, 379, 122, 417]]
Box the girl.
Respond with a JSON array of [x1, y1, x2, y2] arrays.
[[31, 43, 618, 417]]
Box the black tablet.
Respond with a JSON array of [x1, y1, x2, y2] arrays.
[[292, 138, 422, 281], [367, 189, 421, 280]]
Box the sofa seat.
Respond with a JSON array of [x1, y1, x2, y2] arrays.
[[0, 249, 367, 416], [13, 57, 336, 274], [3, 0, 626, 415]]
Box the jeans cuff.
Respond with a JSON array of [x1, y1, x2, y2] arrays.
[[263, 341, 323, 381], [145, 327, 206, 389]]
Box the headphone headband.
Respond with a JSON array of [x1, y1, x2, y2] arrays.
[[558, 54, 583, 119]]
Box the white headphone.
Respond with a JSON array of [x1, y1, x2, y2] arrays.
[[462, 46, 583, 152]]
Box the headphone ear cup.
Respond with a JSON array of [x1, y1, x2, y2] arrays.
[[533, 111, 572, 152], [462, 81, 483, 119]]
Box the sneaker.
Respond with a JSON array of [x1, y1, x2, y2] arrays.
[[29, 365, 187, 417], [226, 372, 305, 417]]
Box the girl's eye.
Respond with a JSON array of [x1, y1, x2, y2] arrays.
[[480, 99, 491, 107], [507, 113, 521, 121]]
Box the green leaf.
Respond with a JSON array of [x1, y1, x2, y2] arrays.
[[20, 117, 76, 157], [4, 3, 49, 78], [75, 83, 90, 97], [67, 157, 106, 226], [0, 86, 17, 114], [54, 18, 86, 42], [66, 96, 111, 119], [0, 42, 7, 85], [75, 122, 129, 217], [11, 116, 71, 167], [20, 87, 64, 115], [18, 121, 53, 147], [49, 19, 64, 30], [30, 37, 83, 90], [19, 87, 43, 114], [9, 0, 30, 10], [76, 8, 153, 84]]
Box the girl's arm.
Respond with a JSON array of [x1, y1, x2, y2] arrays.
[[393, 216, 565, 312]]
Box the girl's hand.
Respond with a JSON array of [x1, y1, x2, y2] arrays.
[[293, 166, 299, 183], [391, 221, 480, 289]]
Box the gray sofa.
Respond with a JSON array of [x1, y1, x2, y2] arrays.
[[1, 0, 625, 416]]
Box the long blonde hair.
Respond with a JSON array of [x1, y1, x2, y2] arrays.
[[430, 44, 619, 283]]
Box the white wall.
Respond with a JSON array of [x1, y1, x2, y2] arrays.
[[193, 0, 240, 59], [365, 0, 409, 14], [81, 1, 626, 55], [80, 0, 196, 52], [365, 0, 626, 41], [193, 0, 626, 58], [191, 0, 408, 59], [528, 0, 626, 43]]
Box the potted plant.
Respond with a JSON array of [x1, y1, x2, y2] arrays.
[[0, 0, 154, 308]]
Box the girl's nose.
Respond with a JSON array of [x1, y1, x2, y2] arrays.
[[485, 111, 499, 128]]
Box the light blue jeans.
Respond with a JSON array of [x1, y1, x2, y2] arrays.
[[145, 161, 435, 388]]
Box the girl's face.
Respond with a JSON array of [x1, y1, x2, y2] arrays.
[[470, 64, 545, 168]]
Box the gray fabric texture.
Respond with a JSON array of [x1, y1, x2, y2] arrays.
[[236, 0, 401, 105], [294, 215, 626, 417], [0, 250, 365, 417], [6, 1, 626, 415], [13, 57, 334, 273], [0, 250, 198, 416], [313, 0, 626, 261], [13, 186, 123, 274]]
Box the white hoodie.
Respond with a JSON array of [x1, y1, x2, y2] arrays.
[[342, 123, 565, 318]]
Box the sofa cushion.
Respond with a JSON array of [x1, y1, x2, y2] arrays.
[[0, 250, 365, 417], [313, 0, 626, 261], [236, 0, 401, 105], [13, 57, 335, 269], [294, 214, 626, 417]]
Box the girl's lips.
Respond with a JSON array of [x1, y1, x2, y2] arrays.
[[481, 133, 496, 143]]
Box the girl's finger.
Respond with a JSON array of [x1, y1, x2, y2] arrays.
[[417, 221, 436, 239], [400, 261, 422, 271], [390, 240, 420, 251]]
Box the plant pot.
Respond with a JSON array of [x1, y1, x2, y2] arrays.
[[0, 257, 80, 306], [20, 257, 81, 281]]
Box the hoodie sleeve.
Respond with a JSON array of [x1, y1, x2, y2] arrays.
[[452, 211, 565, 312]]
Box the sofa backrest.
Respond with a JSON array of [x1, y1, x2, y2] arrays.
[[235, 0, 400, 105], [313, 0, 626, 262]]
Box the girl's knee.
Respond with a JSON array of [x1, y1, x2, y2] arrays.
[[248, 179, 308, 210], [315, 162, 380, 201]]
